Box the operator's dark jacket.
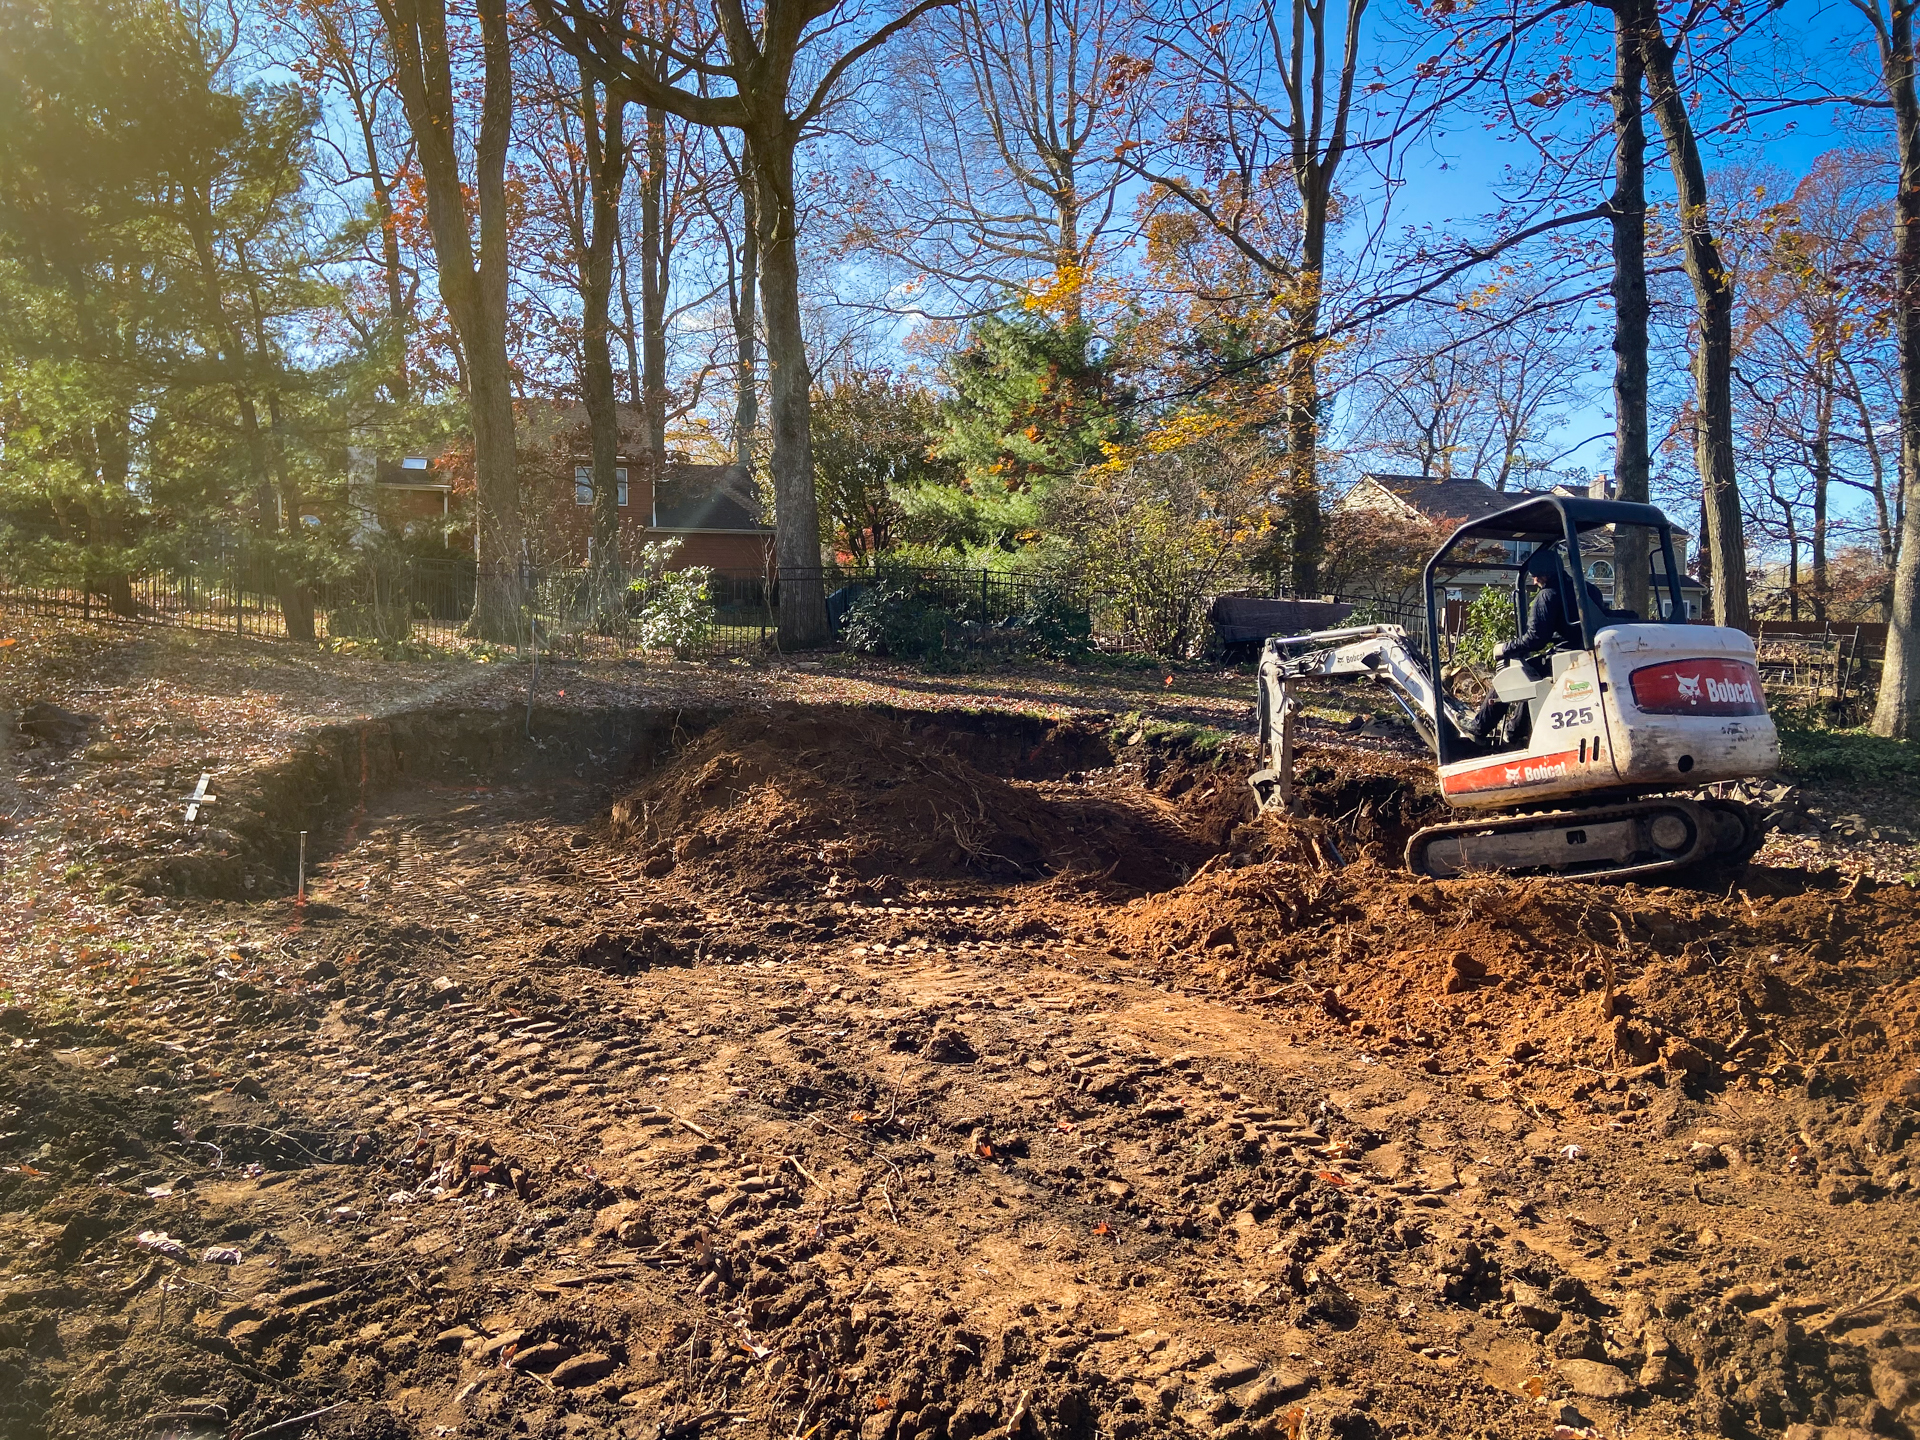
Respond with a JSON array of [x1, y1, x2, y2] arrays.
[[1468, 578, 1629, 741], [1511, 578, 1624, 657]]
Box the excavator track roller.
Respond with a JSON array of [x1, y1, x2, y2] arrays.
[[1406, 796, 1762, 881]]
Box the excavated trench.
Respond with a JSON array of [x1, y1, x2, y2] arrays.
[[8, 700, 1919, 1440], [115, 694, 1463, 913], [120, 702, 1279, 904]]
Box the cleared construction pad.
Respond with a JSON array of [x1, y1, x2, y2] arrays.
[[2, 702, 1917, 1440]]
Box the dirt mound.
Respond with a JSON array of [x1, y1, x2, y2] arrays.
[[1112, 836, 1920, 1101], [610, 706, 1228, 894], [1283, 744, 1448, 858]]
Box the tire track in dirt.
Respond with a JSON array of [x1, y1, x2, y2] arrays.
[[4, 706, 1918, 1440]]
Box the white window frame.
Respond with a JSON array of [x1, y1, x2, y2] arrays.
[[575, 465, 631, 507]]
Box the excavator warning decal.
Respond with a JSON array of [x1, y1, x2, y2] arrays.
[[1443, 749, 1582, 796]]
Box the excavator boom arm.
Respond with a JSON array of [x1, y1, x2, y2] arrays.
[[1259, 625, 1442, 755]]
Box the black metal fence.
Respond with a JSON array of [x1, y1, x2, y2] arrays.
[[0, 555, 778, 659], [0, 553, 1113, 662]]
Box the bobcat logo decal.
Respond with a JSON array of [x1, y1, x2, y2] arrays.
[[1675, 673, 1702, 703], [1504, 765, 1524, 784]]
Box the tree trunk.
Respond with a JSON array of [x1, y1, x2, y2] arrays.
[[1640, 4, 1747, 627], [468, 0, 523, 639], [263, 392, 316, 643], [1273, 0, 1365, 596], [1779, 487, 1800, 620], [1288, 142, 1334, 595], [91, 410, 140, 617], [1842, 359, 1896, 616], [579, 65, 628, 623], [616, 225, 644, 408], [378, 0, 523, 641], [754, 127, 830, 646], [350, 86, 411, 405], [641, 104, 670, 495], [1285, 300, 1323, 595], [733, 155, 761, 471], [1055, 163, 1084, 335], [1812, 379, 1832, 624], [1697, 494, 1711, 606], [240, 246, 319, 645], [1608, 0, 1652, 620], [1871, 0, 1920, 737]]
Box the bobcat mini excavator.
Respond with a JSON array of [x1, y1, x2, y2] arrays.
[[1251, 494, 1778, 880]]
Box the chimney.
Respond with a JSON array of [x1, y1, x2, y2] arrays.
[[1588, 473, 1611, 500]]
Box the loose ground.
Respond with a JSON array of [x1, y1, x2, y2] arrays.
[[2, 626, 1918, 1440]]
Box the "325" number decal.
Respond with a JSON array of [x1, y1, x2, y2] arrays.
[[1549, 706, 1596, 730]]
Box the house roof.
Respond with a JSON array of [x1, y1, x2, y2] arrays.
[[1434, 493, 1675, 545], [521, 398, 652, 458], [375, 454, 453, 490], [1357, 473, 1523, 524], [652, 463, 770, 534]]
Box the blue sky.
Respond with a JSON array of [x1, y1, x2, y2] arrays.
[[1366, 0, 1889, 500]]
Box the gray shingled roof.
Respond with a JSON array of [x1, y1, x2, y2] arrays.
[[651, 463, 771, 533], [1363, 473, 1520, 523]]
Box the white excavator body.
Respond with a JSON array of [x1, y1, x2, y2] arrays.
[[1252, 495, 1780, 880], [1435, 624, 1778, 808]]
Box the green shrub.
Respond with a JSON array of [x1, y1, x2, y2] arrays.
[[626, 539, 716, 656], [632, 569, 715, 656], [841, 585, 952, 660], [1014, 588, 1093, 659], [326, 600, 412, 648], [1457, 585, 1515, 669]]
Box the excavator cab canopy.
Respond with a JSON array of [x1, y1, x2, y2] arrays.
[[1423, 495, 1687, 664], [1424, 496, 1687, 763]]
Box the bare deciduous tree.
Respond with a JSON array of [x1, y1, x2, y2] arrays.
[[1853, 0, 1920, 736], [1638, 0, 1748, 626], [849, 0, 1135, 321], [534, 0, 949, 646], [272, 0, 419, 405], [1125, 0, 1369, 595], [1347, 279, 1598, 492], [1606, 0, 1653, 619], [1732, 152, 1895, 623], [374, 0, 524, 637]]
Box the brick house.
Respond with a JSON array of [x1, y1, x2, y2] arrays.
[[521, 401, 774, 576], [555, 457, 773, 574], [349, 402, 776, 576]]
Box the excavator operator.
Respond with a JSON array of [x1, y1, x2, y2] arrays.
[[1462, 545, 1633, 745]]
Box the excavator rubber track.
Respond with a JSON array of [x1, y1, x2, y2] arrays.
[[1406, 796, 1763, 881]]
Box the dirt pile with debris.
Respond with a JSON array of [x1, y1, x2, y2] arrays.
[[1106, 831, 1920, 1104], [610, 706, 1239, 895]]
